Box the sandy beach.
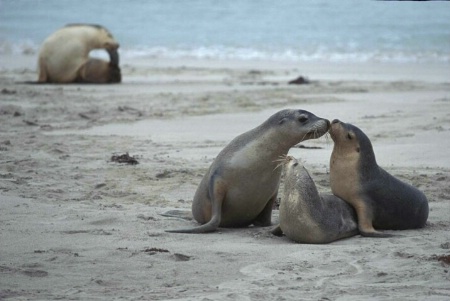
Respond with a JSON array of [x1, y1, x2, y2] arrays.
[[1, 55, 449, 300]]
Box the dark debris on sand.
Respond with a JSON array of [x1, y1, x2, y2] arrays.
[[110, 152, 139, 165], [288, 76, 310, 85]]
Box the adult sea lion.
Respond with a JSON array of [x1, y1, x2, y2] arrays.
[[37, 24, 121, 83], [329, 119, 429, 237], [272, 156, 358, 244], [167, 109, 330, 233]]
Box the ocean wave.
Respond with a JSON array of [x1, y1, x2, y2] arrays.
[[117, 44, 449, 63], [120, 46, 450, 63], [1, 40, 448, 64], [0, 40, 39, 55]]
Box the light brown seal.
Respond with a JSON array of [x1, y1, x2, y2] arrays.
[[37, 24, 121, 83], [272, 156, 358, 243], [329, 119, 429, 237], [167, 109, 330, 233]]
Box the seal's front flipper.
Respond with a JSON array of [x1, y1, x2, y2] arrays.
[[359, 228, 394, 238], [253, 194, 276, 227], [271, 224, 283, 236]]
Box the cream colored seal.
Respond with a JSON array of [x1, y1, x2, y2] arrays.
[[37, 24, 121, 83], [167, 109, 330, 233], [272, 156, 358, 243], [329, 119, 429, 237]]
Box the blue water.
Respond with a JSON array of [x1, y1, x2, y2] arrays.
[[1, 0, 449, 63]]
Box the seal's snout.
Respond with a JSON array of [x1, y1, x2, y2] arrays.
[[286, 156, 298, 167]]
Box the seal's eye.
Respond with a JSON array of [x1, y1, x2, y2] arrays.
[[293, 162, 298, 167], [347, 133, 352, 140], [298, 116, 308, 123]]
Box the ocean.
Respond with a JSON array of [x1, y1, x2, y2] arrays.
[[1, 0, 449, 63]]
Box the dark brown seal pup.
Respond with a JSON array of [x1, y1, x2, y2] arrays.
[[329, 119, 429, 237], [167, 109, 330, 233], [272, 156, 358, 243], [76, 58, 121, 83]]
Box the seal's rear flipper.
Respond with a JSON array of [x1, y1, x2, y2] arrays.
[[164, 201, 222, 233], [165, 219, 220, 234], [159, 209, 193, 221]]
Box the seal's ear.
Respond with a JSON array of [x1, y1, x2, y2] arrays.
[[279, 118, 287, 125], [347, 131, 357, 140]]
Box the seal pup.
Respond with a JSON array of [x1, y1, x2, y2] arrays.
[[37, 24, 121, 83], [329, 119, 429, 237], [272, 156, 358, 243], [76, 58, 121, 83], [167, 109, 330, 233]]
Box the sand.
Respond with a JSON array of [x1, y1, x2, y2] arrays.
[[1, 55, 449, 300]]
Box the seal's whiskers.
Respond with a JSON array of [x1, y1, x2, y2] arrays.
[[272, 154, 292, 171]]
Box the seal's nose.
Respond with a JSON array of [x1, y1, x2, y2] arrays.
[[331, 119, 340, 124]]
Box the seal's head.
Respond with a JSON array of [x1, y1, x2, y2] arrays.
[[267, 110, 330, 146], [283, 155, 314, 192], [329, 119, 377, 172], [283, 155, 299, 173], [330, 119, 375, 153], [274, 155, 297, 173]]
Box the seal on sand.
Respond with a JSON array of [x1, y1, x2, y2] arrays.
[[272, 156, 358, 244], [37, 24, 121, 83], [329, 119, 429, 237], [166, 109, 330, 233], [76, 58, 121, 83]]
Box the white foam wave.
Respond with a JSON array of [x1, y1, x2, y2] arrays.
[[1, 40, 448, 64], [0, 39, 39, 55], [120, 46, 450, 64]]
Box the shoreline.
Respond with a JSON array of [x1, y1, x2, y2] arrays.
[[2, 53, 450, 83]]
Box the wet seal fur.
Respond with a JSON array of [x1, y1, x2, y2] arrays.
[[329, 119, 429, 237], [37, 24, 121, 83], [166, 109, 330, 233], [272, 156, 358, 243]]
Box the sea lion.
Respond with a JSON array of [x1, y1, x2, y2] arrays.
[[167, 109, 330, 233], [37, 24, 121, 83], [272, 156, 358, 244], [329, 119, 429, 237], [76, 58, 121, 83]]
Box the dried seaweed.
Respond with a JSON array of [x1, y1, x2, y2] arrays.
[[110, 153, 139, 165]]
